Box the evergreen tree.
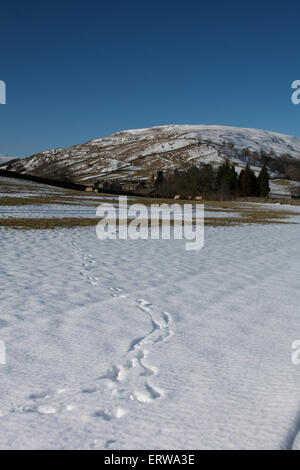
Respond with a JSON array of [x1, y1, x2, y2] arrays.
[[238, 164, 258, 197], [257, 165, 270, 197], [229, 164, 238, 192], [154, 170, 164, 189], [217, 161, 238, 197]]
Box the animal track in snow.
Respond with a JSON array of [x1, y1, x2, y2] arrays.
[[283, 408, 300, 450], [99, 291, 173, 409], [19, 404, 57, 415], [134, 383, 163, 403], [19, 234, 175, 430], [8, 233, 175, 451], [93, 407, 128, 421]]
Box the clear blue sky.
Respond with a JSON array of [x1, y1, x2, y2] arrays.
[[0, 0, 299, 157]]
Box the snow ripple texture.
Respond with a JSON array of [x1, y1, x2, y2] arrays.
[[1, 219, 300, 449]]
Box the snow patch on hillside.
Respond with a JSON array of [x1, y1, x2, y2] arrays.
[[114, 125, 300, 158], [0, 154, 16, 165]]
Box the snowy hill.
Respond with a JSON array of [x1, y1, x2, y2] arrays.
[[0, 154, 16, 165], [5, 125, 300, 183]]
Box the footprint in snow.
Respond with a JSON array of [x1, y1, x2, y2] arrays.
[[93, 407, 128, 421]]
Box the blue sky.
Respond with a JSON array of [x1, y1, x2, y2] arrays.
[[0, 0, 300, 157]]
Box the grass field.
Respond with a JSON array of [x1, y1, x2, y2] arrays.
[[0, 176, 300, 229]]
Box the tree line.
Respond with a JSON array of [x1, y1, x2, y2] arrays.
[[242, 149, 300, 182], [154, 161, 270, 200]]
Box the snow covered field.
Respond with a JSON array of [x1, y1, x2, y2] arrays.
[[1, 213, 300, 449], [1, 177, 300, 449], [269, 179, 300, 198]]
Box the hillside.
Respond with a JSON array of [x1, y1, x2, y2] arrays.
[[4, 125, 300, 184], [0, 154, 17, 165]]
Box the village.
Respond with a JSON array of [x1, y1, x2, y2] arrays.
[[84, 170, 203, 200], [84, 170, 163, 196], [86, 178, 150, 195]]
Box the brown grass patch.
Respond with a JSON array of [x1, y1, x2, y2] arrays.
[[0, 218, 99, 230]]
